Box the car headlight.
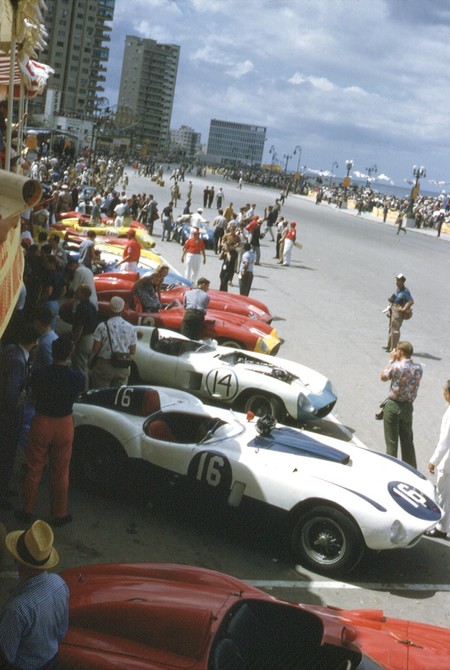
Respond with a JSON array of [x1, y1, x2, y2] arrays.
[[258, 339, 269, 353], [297, 394, 314, 414], [390, 519, 407, 544]]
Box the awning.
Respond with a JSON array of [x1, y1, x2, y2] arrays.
[[0, 0, 52, 97], [0, 50, 53, 98]]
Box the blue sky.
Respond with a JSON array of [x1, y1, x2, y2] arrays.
[[104, 0, 450, 189]]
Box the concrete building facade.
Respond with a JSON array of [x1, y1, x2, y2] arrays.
[[206, 119, 266, 167], [117, 36, 179, 156], [30, 0, 115, 121], [170, 125, 201, 160]]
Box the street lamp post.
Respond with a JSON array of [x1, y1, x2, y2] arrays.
[[365, 164, 377, 187], [329, 161, 338, 186], [283, 153, 293, 174], [269, 144, 276, 171], [293, 145, 302, 173], [343, 159, 353, 205], [406, 165, 426, 223]]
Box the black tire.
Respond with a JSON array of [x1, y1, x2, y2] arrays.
[[72, 427, 128, 494], [244, 393, 285, 421], [291, 506, 364, 576], [218, 338, 244, 349]]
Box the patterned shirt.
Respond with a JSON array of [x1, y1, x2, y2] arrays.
[[0, 572, 68, 669], [386, 358, 423, 402], [93, 315, 137, 359]]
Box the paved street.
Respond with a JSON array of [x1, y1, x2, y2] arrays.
[[1, 168, 449, 630]]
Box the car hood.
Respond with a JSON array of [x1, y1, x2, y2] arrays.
[[61, 563, 242, 666], [246, 425, 440, 523]]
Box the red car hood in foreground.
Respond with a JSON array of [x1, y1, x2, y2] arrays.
[[60, 563, 450, 670], [94, 271, 273, 324]]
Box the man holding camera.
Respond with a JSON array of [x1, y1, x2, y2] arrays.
[[385, 273, 414, 352]]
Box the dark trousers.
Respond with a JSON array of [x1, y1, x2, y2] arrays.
[[181, 310, 205, 341], [383, 399, 416, 468], [0, 408, 23, 493], [239, 271, 253, 297]]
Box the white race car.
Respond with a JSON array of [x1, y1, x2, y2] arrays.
[[72, 385, 441, 576], [131, 326, 336, 423]]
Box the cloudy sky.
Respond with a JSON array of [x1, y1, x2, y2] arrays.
[[104, 0, 450, 188]]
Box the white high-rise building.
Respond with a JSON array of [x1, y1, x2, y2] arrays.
[[118, 36, 180, 156]]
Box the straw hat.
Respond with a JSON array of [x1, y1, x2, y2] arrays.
[[5, 520, 59, 570]]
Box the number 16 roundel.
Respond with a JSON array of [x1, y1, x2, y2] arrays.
[[188, 451, 232, 494]]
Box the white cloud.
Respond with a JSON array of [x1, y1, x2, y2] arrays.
[[226, 60, 254, 78], [104, 0, 450, 185]]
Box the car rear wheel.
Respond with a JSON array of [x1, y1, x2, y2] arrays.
[[291, 506, 364, 576], [218, 338, 244, 349], [244, 394, 285, 421], [72, 427, 128, 494]]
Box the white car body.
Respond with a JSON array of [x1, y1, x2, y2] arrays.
[[132, 326, 337, 423], [72, 385, 441, 576]]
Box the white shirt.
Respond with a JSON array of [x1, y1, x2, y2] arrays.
[[93, 316, 137, 359], [430, 405, 450, 473], [70, 265, 98, 309]]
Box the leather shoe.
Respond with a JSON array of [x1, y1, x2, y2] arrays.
[[425, 528, 448, 539]]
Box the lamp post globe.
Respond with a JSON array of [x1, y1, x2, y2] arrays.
[[406, 165, 426, 222]]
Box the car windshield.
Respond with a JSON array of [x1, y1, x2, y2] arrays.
[[152, 336, 216, 356], [144, 411, 243, 444], [210, 600, 363, 669]]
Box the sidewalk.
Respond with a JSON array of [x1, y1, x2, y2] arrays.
[[296, 194, 450, 242]]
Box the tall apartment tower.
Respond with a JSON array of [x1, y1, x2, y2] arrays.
[[31, 0, 115, 119], [117, 36, 180, 155]]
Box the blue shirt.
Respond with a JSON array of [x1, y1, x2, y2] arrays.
[[0, 572, 68, 669], [33, 330, 58, 371], [393, 286, 413, 306]]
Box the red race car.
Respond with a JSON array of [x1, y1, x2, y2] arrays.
[[94, 292, 281, 354], [60, 562, 450, 669], [94, 271, 273, 324]]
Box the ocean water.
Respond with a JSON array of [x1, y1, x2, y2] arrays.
[[329, 178, 442, 200]]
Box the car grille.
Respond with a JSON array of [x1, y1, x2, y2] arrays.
[[316, 400, 337, 418]]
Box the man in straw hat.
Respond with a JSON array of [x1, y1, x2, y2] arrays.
[[0, 520, 68, 669]]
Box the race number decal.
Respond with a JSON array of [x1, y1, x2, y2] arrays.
[[187, 451, 232, 493], [388, 481, 441, 521], [206, 369, 239, 400], [105, 228, 119, 237], [114, 386, 134, 408]]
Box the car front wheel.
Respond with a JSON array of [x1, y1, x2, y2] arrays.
[[72, 427, 128, 494], [244, 394, 285, 421], [291, 506, 364, 576]]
